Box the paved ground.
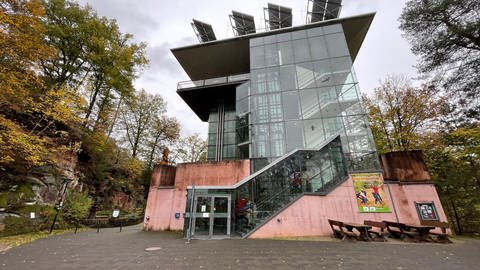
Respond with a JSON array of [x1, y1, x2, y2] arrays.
[[1, 225, 479, 270]]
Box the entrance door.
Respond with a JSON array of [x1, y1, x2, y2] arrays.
[[192, 195, 231, 239]]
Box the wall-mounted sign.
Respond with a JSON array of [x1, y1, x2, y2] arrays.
[[415, 202, 439, 221], [352, 173, 391, 213], [201, 205, 206, 212]]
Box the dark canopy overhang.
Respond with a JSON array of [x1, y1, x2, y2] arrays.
[[171, 12, 375, 81]]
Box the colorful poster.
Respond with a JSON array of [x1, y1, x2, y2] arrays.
[[352, 173, 391, 213]]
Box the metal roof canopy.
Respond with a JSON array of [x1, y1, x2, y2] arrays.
[[230, 11, 256, 36], [264, 3, 292, 30], [172, 13, 375, 122], [191, 19, 216, 42], [172, 13, 375, 82], [307, 0, 342, 23]]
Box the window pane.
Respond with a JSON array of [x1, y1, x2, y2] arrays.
[[299, 88, 319, 119], [326, 33, 349, 57], [292, 30, 307, 40], [307, 26, 324, 37], [282, 91, 300, 120], [309, 36, 328, 60], [264, 43, 279, 67], [296, 62, 315, 89], [250, 46, 265, 69], [303, 118, 325, 148], [293, 39, 310, 63], [279, 65, 296, 91], [285, 121, 304, 151], [278, 42, 294, 65]]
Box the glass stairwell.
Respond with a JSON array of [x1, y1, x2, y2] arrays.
[[184, 135, 349, 239]]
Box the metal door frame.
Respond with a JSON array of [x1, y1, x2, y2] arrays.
[[192, 194, 231, 239]]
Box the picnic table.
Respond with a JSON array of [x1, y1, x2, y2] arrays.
[[343, 222, 372, 241], [403, 224, 435, 242]]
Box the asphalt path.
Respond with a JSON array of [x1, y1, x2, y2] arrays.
[[1, 225, 479, 270]]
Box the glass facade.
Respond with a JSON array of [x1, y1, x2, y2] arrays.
[[238, 23, 378, 171]]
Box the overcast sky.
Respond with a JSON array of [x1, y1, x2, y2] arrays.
[[77, 0, 419, 138]]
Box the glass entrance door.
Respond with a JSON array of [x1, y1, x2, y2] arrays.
[[192, 195, 231, 239]]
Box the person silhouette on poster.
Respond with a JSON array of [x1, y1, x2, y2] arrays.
[[371, 182, 383, 204], [356, 189, 368, 204]]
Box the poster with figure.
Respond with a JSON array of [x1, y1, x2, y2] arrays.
[[415, 202, 439, 221], [352, 173, 391, 213]]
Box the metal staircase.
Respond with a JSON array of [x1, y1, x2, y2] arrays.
[[185, 135, 349, 239]]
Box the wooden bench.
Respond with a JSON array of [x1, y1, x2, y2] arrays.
[[383, 220, 419, 241], [420, 220, 452, 243], [364, 220, 387, 241], [328, 219, 358, 240]]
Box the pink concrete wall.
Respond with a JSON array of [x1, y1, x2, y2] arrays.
[[249, 176, 447, 238], [144, 160, 250, 231]]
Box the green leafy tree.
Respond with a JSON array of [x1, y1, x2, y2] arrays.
[[399, 0, 480, 120], [362, 75, 446, 154], [170, 133, 207, 164]]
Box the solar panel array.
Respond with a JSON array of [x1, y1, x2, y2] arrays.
[[230, 11, 256, 36], [264, 3, 292, 30], [191, 19, 217, 43], [307, 0, 342, 23], [191, 1, 343, 42]]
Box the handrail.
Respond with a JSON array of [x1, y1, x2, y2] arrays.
[[177, 73, 250, 90]]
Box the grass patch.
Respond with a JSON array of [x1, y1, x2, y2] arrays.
[[0, 228, 89, 251]]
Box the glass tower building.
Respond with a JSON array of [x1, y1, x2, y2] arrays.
[[173, 13, 379, 172]]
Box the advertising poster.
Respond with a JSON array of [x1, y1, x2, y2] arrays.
[[352, 173, 391, 213]]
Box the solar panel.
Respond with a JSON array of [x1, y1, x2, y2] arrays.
[[264, 3, 292, 30], [191, 19, 217, 43], [307, 0, 342, 23], [230, 11, 256, 36]]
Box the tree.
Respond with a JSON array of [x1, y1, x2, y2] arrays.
[[423, 126, 480, 234], [362, 75, 446, 154], [399, 0, 480, 120], [119, 90, 167, 158], [170, 133, 207, 164], [41, 0, 148, 130], [144, 116, 180, 168]]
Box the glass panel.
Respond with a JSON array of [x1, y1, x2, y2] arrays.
[[276, 32, 291, 42], [278, 42, 294, 65], [324, 24, 342, 34], [312, 59, 332, 88], [309, 36, 328, 60], [250, 37, 264, 47], [279, 65, 296, 91], [236, 82, 250, 101], [293, 39, 310, 63], [268, 93, 283, 122], [304, 118, 325, 148], [251, 70, 267, 94], [291, 30, 307, 40], [307, 26, 324, 37], [296, 62, 315, 89], [282, 91, 300, 120], [326, 33, 349, 58], [250, 46, 265, 69], [194, 196, 211, 237], [285, 121, 304, 151], [270, 122, 285, 157], [264, 34, 276, 44], [264, 43, 279, 67], [300, 88, 319, 119]]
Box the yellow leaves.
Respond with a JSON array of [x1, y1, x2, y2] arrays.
[[0, 115, 50, 170]]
